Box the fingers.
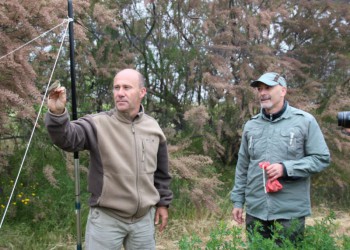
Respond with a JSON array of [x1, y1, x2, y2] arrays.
[[47, 87, 67, 114], [232, 208, 244, 224], [158, 218, 168, 232], [48, 86, 66, 99], [155, 207, 169, 233], [266, 163, 283, 180]]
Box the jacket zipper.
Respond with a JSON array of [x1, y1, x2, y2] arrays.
[[142, 140, 145, 162], [131, 122, 140, 222]]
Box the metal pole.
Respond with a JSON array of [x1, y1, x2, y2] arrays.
[[68, 1, 82, 249]]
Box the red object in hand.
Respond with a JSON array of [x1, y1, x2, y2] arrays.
[[259, 161, 283, 193], [266, 179, 283, 192], [259, 161, 270, 170]]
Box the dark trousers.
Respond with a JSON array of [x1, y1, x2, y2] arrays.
[[246, 214, 305, 246]]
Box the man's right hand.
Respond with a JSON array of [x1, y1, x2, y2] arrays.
[[232, 207, 244, 224], [48, 86, 67, 114]]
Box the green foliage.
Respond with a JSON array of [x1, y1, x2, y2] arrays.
[[170, 177, 198, 219], [178, 222, 246, 250], [311, 162, 350, 210], [321, 114, 337, 124], [178, 234, 203, 250], [0, 129, 89, 248], [179, 212, 348, 250], [302, 211, 338, 250], [341, 235, 350, 250], [205, 221, 245, 250], [0, 180, 39, 222]]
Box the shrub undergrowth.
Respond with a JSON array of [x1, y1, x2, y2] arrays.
[[178, 212, 350, 250]]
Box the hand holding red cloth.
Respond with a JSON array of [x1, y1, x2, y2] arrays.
[[266, 178, 283, 192], [259, 161, 283, 193]]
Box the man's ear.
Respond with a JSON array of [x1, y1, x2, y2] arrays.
[[140, 87, 147, 98], [281, 86, 287, 97]]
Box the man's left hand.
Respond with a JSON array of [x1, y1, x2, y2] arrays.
[[155, 206, 168, 232], [266, 163, 284, 181]]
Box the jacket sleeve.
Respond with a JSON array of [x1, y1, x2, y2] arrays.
[[44, 109, 95, 152], [282, 116, 330, 177], [154, 141, 173, 207], [230, 130, 250, 208]]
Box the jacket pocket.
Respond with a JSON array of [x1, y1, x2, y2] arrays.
[[246, 129, 264, 160], [280, 128, 304, 160], [141, 137, 159, 173]]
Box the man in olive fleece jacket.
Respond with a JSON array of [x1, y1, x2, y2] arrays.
[[45, 69, 173, 250]]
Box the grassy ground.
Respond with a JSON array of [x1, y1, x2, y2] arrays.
[[1, 205, 349, 249], [156, 206, 350, 249], [1, 145, 349, 249]]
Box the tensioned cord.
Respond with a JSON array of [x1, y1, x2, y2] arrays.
[[0, 19, 69, 61], [0, 17, 72, 229]]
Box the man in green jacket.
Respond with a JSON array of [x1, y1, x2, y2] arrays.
[[45, 69, 172, 250], [231, 72, 330, 245]]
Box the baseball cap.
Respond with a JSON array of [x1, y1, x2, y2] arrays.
[[250, 72, 287, 87]]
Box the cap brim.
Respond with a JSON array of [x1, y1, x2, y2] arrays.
[[250, 80, 279, 88], [250, 81, 260, 87]]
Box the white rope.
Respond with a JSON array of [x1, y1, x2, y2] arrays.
[[0, 18, 71, 229], [0, 18, 70, 61], [262, 168, 267, 194]]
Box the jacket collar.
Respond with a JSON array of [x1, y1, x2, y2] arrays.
[[261, 101, 288, 121], [113, 105, 144, 123]]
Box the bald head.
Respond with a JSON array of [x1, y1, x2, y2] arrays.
[[114, 69, 145, 88]]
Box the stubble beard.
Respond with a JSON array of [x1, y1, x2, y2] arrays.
[[260, 101, 274, 113]]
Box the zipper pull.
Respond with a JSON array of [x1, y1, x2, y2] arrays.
[[131, 123, 135, 133]]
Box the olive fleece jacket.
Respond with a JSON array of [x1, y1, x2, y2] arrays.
[[45, 106, 173, 223]]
